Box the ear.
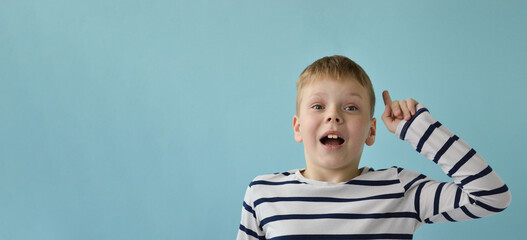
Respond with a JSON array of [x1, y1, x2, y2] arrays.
[[293, 115, 303, 143], [365, 117, 376, 146]]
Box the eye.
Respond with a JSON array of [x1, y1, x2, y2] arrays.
[[312, 104, 324, 110], [345, 106, 358, 111]]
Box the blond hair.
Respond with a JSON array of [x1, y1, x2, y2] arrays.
[[296, 55, 376, 118]]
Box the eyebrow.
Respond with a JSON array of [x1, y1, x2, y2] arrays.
[[347, 92, 363, 99]]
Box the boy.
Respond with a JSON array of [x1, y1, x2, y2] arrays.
[[237, 55, 511, 240]]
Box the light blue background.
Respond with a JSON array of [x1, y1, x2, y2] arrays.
[[1, 0, 525, 239]]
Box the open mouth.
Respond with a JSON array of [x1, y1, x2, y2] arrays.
[[320, 134, 345, 146]]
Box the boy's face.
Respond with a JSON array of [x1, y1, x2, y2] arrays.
[[293, 78, 376, 172]]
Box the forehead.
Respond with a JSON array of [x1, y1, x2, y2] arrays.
[[301, 78, 367, 99]]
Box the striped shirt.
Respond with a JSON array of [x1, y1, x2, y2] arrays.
[[237, 104, 511, 240]]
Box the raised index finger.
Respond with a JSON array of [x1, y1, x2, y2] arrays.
[[382, 90, 392, 106]]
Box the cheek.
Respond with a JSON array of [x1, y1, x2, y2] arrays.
[[300, 119, 319, 144], [350, 120, 371, 139], [362, 122, 373, 139]]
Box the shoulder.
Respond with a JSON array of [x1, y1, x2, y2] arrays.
[[248, 170, 299, 187], [393, 166, 423, 178], [358, 166, 408, 184], [243, 170, 303, 201], [362, 166, 430, 191], [360, 166, 401, 179], [394, 166, 432, 192]]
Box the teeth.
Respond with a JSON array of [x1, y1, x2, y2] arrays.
[[328, 134, 339, 139]]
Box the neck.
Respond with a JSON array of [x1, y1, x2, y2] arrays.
[[302, 165, 361, 183]]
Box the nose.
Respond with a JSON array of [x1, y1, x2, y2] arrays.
[[326, 116, 341, 123], [325, 108, 342, 124]]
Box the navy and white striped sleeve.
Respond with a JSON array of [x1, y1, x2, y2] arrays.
[[396, 104, 511, 224], [237, 183, 265, 240]]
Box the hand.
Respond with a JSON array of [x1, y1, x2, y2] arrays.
[[381, 90, 419, 133]]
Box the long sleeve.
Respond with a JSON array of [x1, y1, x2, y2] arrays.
[[237, 185, 265, 240], [396, 104, 511, 224]]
